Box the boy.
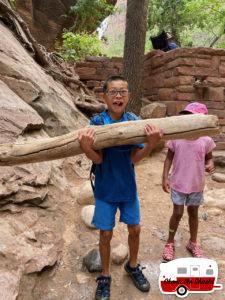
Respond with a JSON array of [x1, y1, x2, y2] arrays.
[[162, 102, 216, 261], [78, 75, 163, 300]]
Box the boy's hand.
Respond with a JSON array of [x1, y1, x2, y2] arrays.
[[205, 160, 215, 174], [78, 128, 95, 152], [162, 178, 170, 193], [145, 124, 163, 150]]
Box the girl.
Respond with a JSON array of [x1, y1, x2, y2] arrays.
[[162, 102, 216, 261]]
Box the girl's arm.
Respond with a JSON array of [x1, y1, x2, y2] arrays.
[[162, 149, 174, 193], [205, 151, 215, 174]]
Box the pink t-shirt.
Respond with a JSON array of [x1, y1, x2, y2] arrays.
[[167, 137, 216, 194]]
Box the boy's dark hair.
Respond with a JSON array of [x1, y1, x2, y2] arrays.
[[103, 75, 127, 93]]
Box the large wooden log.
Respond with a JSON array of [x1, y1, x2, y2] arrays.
[[0, 114, 219, 166]]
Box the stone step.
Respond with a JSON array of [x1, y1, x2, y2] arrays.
[[213, 150, 225, 167], [215, 142, 225, 151]]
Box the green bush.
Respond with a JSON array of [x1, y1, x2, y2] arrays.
[[58, 32, 103, 61], [9, 0, 16, 7]]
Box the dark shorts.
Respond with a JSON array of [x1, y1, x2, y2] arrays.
[[92, 199, 140, 230]]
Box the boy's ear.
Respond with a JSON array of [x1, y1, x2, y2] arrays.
[[102, 93, 107, 104]]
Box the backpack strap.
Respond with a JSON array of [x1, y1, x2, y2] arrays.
[[90, 113, 105, 125], [90, 163, 96, 192], [89, 112, 105, 191], [126, 111, 140, 121]]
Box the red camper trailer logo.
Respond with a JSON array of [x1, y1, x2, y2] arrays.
[[159, 258, 222, 298]]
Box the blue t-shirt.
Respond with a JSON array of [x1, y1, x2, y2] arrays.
[[163, 42, 179, 52], [90, 111, 144, 203]]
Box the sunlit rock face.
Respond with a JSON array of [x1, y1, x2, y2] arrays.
[[0, 10, 88, 298]]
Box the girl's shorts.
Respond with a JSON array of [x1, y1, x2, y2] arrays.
[[171, 189, 203, 206]]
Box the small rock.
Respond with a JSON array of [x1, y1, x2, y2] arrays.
[[76, 272, 89, 284], [213, 151, 225, 167], [201, 212, 208, 221], [81, 205, 96, 229], [111, 244, 128, 264], [207, 208, 222, 216], [174, 232, 183, 247], [22, 230, 37, 242], [204, 189, 225, 210], [70, 187, 78, 199], [152, 229, 167, 241], [75, 181, 95, 205], [83, 249, 102, 272], [202, 236, 225, 252], [217, 260, 225, 267], [140, 102, 166, 119], [212, 173, 225, 183]]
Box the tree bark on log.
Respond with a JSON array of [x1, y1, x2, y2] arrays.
[[0, 115, 219, 166]]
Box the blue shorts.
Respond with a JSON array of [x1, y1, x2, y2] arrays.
[[92, 199, 140, 231], [171, 189, 203, 206]]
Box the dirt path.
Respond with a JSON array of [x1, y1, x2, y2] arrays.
[[33, 152, 225, 300]]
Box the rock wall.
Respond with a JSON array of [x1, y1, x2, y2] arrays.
[[75, 48, 225, 149], [143, 48, 225, 149], [16, 0, 75, 50], [75, 56, 123, 101], [76, 56, 123, 102], [0, 18, 87, 298], [16, 0, 118, 50]]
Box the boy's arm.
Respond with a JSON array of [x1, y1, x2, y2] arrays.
[[131, 124, 163, 164], [162, 149, 174, 193], [205, 151, 215, 174], [78, 128, 102, 164]]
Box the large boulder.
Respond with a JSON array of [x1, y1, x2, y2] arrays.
[[73, 180, 95, 205], [0, 78, 52, 208], [212, 173, 225, 183], [0, 214, 62, 299], [213, 150, 225, 167], [0, 9, 88, 299], [81, 205, 96, 229], [0, 23, 87, 137], [16, 0, 117, 50], [0, 46, 60, 299], [16, 0, 76, 50], [0, 79, 43, 142], [204, 189, 225, 210], [140, 102, 167, 119]]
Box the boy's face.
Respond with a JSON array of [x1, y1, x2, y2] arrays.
[[103, 80, 129, 119]]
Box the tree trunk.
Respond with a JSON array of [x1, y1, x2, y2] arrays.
[[0, 115, 219, 166], [123, 0, 148, 115]]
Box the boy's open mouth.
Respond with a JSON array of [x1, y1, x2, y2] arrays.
[[113, 100, 123, 107]]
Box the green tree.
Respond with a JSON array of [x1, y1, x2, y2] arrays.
[[148, 0, 225, 47], [184, 0, 225, 46], [57, 0, 116, 61], [148, 0, 187, 44], [58, 32, 102, 61], [69, 0, 115, 33]]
